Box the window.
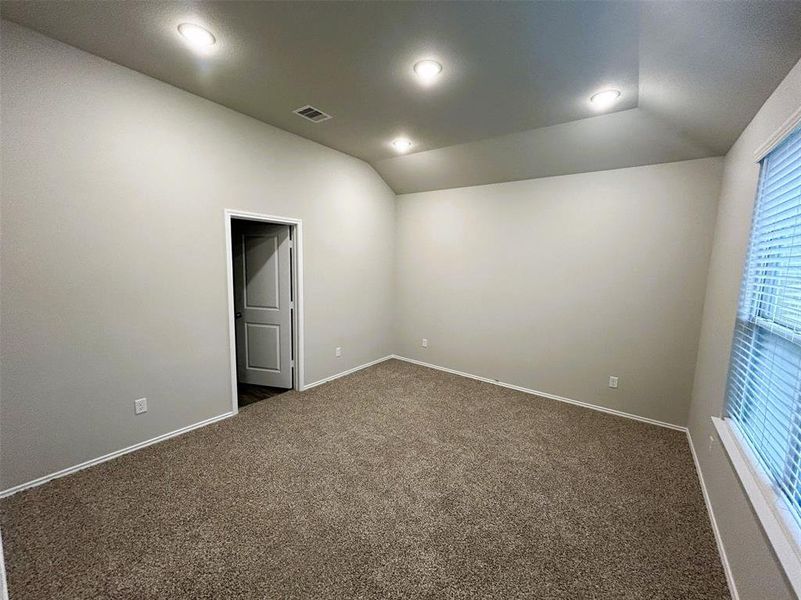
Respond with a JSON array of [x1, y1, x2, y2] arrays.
[[725, 124, 801, 527]]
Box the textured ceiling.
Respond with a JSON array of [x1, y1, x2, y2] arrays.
[[3, 1, 801, 193]]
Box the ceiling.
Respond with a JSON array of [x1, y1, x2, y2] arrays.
[[3, 1, 801, 193]]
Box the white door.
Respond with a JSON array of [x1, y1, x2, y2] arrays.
[[232, 220, 292, 388]]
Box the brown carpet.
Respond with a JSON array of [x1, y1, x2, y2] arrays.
[[1, 359, 729, 599]]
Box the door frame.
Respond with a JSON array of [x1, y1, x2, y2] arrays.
[[224, 209, 304, 414]]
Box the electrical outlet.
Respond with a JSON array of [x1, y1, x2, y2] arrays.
[[134, 397, 147, 415], [422, 338, 428, 348], [335, 346, 342, 358], [608, 376, 619, 389]]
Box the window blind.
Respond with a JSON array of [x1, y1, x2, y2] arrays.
[[725, 124, 801, 525]]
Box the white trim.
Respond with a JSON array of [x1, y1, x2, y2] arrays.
[[686, 429, 740, 600], [0, 412, 234, 499], [713, 416, 801, 597], [0, 527, 8, 600], [302, 355, 394, 390], [391, 355, 686, 431], [224, 210, 305, 410], [753, 104, 801, 162]]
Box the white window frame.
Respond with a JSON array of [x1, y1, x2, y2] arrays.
[[715, 106, 801, 597], [713, 417, 801, 595]]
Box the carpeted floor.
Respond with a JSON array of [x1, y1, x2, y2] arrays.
[[0, 359, 729, 599]]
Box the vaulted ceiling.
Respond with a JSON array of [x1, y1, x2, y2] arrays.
[[3, 1, 801, 193]]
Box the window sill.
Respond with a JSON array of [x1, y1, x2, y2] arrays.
[[712, 416, 801, 596]]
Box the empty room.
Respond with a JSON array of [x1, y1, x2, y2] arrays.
[[2, 1, 801, 598]]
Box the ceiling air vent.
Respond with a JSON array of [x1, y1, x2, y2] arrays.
[[293, 105, 332, 123]]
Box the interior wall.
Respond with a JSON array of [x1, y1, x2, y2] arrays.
[[0, 21, 396, 490], [394, 157, 723, 427], [687, 58, 801, 600]]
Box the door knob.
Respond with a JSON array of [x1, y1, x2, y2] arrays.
[[235, 312, 242, 319]]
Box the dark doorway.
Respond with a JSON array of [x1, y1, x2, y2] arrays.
[[237, 383, 288, 409]]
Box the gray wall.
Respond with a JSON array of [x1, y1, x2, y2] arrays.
[[687, 59, 801, 600], [394, 158, 722, 427], [0, 21, 396, 490]]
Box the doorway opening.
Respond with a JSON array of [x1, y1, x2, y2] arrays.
[[225, 210, 304, 413]]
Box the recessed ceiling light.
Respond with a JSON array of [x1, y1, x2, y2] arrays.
[[177, 23, 216, 49], [392, 138, 413, 153], [413, 60, 443, 83], [590, 89, 621, 110]]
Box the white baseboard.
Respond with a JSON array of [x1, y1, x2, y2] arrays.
[[301, 355, 394, 390], [0, 411, 234, 499], [686, 430, 739, 600], [391, 355, 686, 432], [1, 354, 396, 499], [0, 527, 8, 600], [0, 353, 736, 600]]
